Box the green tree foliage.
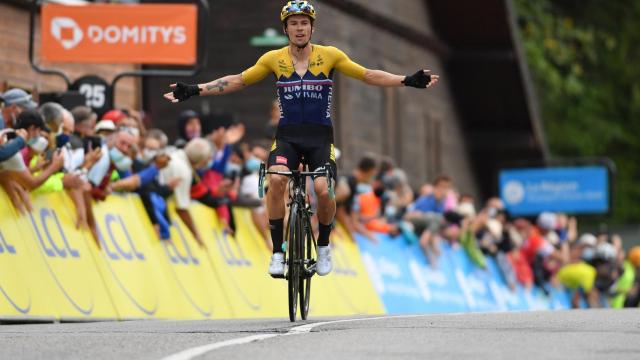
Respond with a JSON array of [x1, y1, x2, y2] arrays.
[[513, 0, 640, 223]]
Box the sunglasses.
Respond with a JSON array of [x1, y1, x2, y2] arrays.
[[286, 3, 313, 15]]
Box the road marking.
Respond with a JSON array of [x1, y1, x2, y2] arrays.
[[161, 334, 277, 360], [160, 315, 436, 360]]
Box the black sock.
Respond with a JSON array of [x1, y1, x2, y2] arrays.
[[270, 219, 284, 254], [318, 222, 332, 247]]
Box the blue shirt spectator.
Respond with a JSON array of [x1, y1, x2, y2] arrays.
[[410, 193, 446, 214], [0, 136, 25, 162]]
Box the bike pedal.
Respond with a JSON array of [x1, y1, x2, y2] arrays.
[[304, 269, 316, 278], [270, 274, 285, 279]]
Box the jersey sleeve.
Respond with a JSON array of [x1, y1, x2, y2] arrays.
[[241, 51, 276, 86], [331, 47, 367, 80]]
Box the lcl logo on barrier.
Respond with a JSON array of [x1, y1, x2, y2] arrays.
[[213, 230, 252, 267], [101, 214, 145, 261], [28, 208, 94, 315], [37, 208, 80, 259], [0, 231, 31, 314], [164, 221, 199, 266], [0, 232, 16, 255], [97, 213, 157, 316]]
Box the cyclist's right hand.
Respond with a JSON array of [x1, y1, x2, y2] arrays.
[[164, 82, 201, 103]]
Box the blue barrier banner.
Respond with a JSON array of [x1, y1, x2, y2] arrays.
[[499, 166, 609, 216], [447, 247, 501, 312], [357, 235, 468, 314], [483, 257, 530, 311], [408, 242, 468, 313]]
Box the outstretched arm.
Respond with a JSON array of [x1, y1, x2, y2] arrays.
[[332, 47, 439, 89], [164, 74, 245, 103], [200, 75, 245, 95], [364, 69, 439, 88], [164, 51, 275, 103]]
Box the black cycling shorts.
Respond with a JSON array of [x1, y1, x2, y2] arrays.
[[267, 124, 337, 179]]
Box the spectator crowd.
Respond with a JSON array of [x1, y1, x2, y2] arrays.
[[0, 87, 271, 251], [1, 88, 639, 309]]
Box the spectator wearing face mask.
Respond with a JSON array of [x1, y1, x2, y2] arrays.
[[35, 108, 101, 241], [115, 110, 143, 148], [238, 144, 271, 249], [381, 169, 414, 223], [30, 106, 100, 188], [355, 178, 401, 238], [88, 130, 136, 200], [0, 110, 63, 212], [111, 129, 177, 239], [118, 108, 146, 140], [335, 154, 379, 242], [149, 136, 204, 246], [187, 135, 238, 235]]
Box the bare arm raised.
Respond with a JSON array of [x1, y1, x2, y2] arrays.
[[364, 69, 439, 88], [332, 47, 439, 89], [163, 74, 246, 103], [164, 50, 275, 103]]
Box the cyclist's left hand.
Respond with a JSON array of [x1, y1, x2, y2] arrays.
[[404, 69, 440, 89]]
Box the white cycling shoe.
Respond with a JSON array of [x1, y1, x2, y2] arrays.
[[268, 252, 285, 276], [316, 246, 333, 276]]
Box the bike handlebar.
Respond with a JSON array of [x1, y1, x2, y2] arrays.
[[258, 163, 335, 200]]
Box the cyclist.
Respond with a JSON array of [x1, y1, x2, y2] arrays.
[[164, 1, 440, 277]]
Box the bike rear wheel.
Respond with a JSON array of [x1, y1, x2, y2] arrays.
[[287, 203, 302, 322]]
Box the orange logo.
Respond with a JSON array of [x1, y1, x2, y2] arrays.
[[41, 4, 197, 65]]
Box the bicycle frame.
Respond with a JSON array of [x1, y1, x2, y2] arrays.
[[258, 163, 333, 321]]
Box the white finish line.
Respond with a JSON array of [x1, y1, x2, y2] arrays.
[[160, 315, 432, 360]]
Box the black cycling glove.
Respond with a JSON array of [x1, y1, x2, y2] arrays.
[[403, 70, 432, 89], [172, 82, 201, 102]]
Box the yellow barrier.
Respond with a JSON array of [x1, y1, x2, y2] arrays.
[[0, 190, 58, 321], [1, 190, 118, 321], [0, 188, 383, 321]]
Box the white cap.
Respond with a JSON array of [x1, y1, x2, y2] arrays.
[[537, 212, 557, 231], [578, 233, 597, 247], [596, 242, 617, 261], [95, 119, 116, 133]]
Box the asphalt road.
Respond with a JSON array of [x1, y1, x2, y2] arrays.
[[1, 309, 639, 360]]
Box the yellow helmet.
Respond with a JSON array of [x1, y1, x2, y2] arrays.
[[629, 246, 640, 268], [281, 1, 316, 22]]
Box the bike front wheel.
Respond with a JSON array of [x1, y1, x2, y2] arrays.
[[287, 203, 302, 322], [300, 214, 313, 320]]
